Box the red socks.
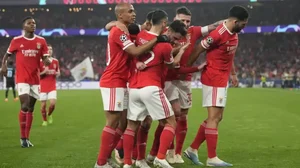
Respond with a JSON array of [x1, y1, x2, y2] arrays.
[[157, 125, 176, 160], [123, 129, 135, 165], [175, 116, 187, 154], [97, 126, 116, 166], [150, 124, 164, 156], [19, 111, 26, 138], [190, 120, 207, 150], [205, 127, 218, 158], [110, 128, 123, 154], [25, 112, 33, 139]]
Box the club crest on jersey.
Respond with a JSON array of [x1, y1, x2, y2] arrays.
[[219, 97, 223, 104], [117, 102, 122, 108], [120, 34, 128, 42], [36, 43, 41, 49], [206, 36, 214, 45]]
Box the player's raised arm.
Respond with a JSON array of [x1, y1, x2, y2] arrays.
[[105, 21, 117, 30], [207, 20, 224, 33], [56, 60, 61, 77], [187, 43, 206, 66], [172, 42, 190, 65], [124, 35, 169, 57]]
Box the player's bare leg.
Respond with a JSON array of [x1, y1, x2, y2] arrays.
[[166, 99, 181, 164], [96, 111, 121, 167], [153, 116, 177, 168], [5, 87, 9, 102], [47, 99, 56, 124], [41, 100, 48, 126], [203, 107, 232, 167], [135, 116, 152, 168], [18, 94, 30, 148]]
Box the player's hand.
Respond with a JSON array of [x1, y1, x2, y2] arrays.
[[197, 61, 207, 71], [136, 62, 147, 70], [157, 35, 170, 43], [43, 57, 52, 66], [231, 74, 239, 87], [116, 21, 129, 34], [180, 42, 191, 51], [0, 65, 7, 77]]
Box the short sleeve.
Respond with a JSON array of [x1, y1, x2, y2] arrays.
[[7, 38, 17, 54], [113, 29, 134, 50], [41, 39, 49, 57], [200, 30, 221, 50], [163, 44, 174, 64]]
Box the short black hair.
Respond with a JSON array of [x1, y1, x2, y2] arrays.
[[169, 20, 187, 37], [22, 16, 34, 25], [128, 23, 140, 35], [229, 6, 249, 21], [151, 9, 168, 25], [176, 6, 191, 16], [146, 11, 155, 22]]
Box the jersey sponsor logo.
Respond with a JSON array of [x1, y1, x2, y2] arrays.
[[22, 49, 39, 57], [117, 102, 122, 108], [219, 97, 223, 104]]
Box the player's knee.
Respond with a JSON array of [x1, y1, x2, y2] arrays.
[[127, 120, 139, 131], [165, 116, 177, 129], [207, 115, 222, 123], [41, 103, 46, 110], [21, 104, 29, 112]]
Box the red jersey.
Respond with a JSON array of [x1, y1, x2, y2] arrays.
[[200, 23, 238, 87], [100, 27, 134, 88], [166, 26, 208, 81], [130, 31, 174, 89], [7, 35, 49, 85], [40, 58, 59, 92]]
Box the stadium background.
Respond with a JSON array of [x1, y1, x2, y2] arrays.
[[0, 0, 300, 168]]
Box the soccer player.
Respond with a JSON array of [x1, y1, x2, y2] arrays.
[[40, 44, 60, 126], [122, 10, 188, 168], [0, 16, 51, 148], [183, 6, 249, 166], [162, 6, 224, 164], [95, 3, 169, 168], [4, 60, 18, 102]]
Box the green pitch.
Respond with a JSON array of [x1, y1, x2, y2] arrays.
[[0, 88, 300, 168]]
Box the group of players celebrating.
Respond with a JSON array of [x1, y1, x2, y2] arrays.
[[1, 16, 60, 147], [96, 3, 248, 168], [0, 3, 249, 168]]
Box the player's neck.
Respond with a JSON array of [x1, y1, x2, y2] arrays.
[[224, 20, 235, 33], [149, 26, 162, 36], [24, 32, 35, 39], [117, 20, 130, 27]]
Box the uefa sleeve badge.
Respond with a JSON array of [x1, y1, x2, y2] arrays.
[[120, 34, 128, 42], [206, 36, 214, 45]]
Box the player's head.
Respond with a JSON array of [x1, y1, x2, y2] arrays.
[[151, 9, 168, 29], [228, 6, 249, 33], [47, 44, 53, 57], [165, 20, 187, 43], [174, 6, 192, 29], [144, 10, 155, 31], [22, 16, 36, 33], [114, 3, 136, 25]]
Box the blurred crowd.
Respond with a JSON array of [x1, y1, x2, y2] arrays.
[[1, 33, 299, 82], [0, 1, 299, 83], [0, 1, 299, 28]]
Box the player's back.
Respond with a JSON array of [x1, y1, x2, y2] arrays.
[[201, 23, 239, 87], [134, 31, 173, 88], [7, 35, 48, 85], [100, 27, 133, 88], [6, 65, 15, 81], [40, 59, 59, 92]]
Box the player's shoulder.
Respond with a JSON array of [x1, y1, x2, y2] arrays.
[[11, 35, 23, 41], [52, 58, 59, 62], [156, 42, 172, 51], [35, 35, 47, 41]]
